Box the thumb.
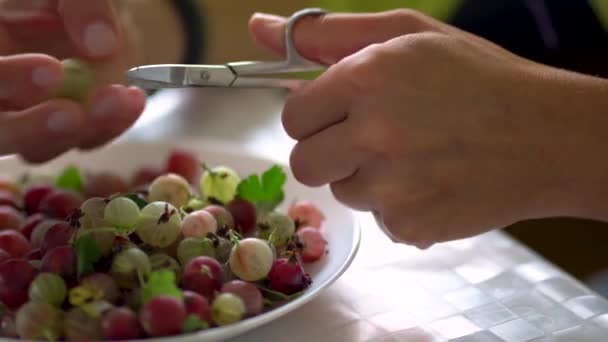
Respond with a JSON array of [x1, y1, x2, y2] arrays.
[[248, 10, 429, 65]]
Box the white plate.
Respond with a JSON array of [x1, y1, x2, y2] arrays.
[[0, 139, 361, 342]]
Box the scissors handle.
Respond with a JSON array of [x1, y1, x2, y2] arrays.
[[229, 8, 327, 76]]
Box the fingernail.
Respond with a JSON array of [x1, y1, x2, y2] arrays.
[[47, 110, 80, 133], [84, 21, 117, 57], [91, 94, 115, 119], [253, 12, 286, 23], [31, 66, 60, 89]]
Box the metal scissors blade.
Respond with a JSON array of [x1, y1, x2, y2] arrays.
[[126, 8, 327, 90], [126, 64, 236, 89]]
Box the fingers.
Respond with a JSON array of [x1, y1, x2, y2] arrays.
[[78, 85, 146, 150], [329, 170, 374, 212], [0, 99, 86, 162], [0, 85, 146, 163], [282, 65, 350, 140], [249, 9, 429, 64], [58, 0, 121, 58], [290, 121, 363, 187], [0, 54, 63, 110]]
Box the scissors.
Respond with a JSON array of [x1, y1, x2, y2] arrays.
[[126, 8, 327, 90]]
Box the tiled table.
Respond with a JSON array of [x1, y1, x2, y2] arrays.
[[120, 88, 608, 341]]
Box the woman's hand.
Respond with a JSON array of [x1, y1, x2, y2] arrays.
[[249, 10, 608, 248], [0, 0, 146, 163]]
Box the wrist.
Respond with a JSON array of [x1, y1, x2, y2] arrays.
[[519, 64, 608, 221]]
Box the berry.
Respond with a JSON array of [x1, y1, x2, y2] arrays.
[[166, 149, 200, 184], [181, 256, 223, 299], [39, 190, 83, 219], [136, 202, 182, 248], [15, 301, 63, 340], [29, 273, 67, 307], [214, 237, 233, 264], [101, 307, 141, 340], [148, 174, 191, 209], [139, 295, 186, 337], [64, 306, 103, 341], [211, 293, 245, 326], [131, 166, 164, 188], [203, 205, 235, 230], [0, 312, 18, 338], [19, 213, 44, 240], [0, 206, 24, 231], [0, 191, 18, 209], [56, 58, 94, 102], [183, 290, 210, 322], [258, 212, 295, 247], [226, 198, 257, 235], [83, 172, 129, 198], [229, 238, 274, 282], [199, 165, 240, 204], [0, 230, 30, 258], [0, 249, 9, 263], [149, 253, 181, 277], [268, 258, 312, 295], [40, 221, 75, 255], [79, 197, 115, 255], [40, 246, 77, 279], [0, 259, 36, 308], [181, 210, 217, 238], [29, 219, 62, 250], [80, 273, 120, 303], [79, 197, 109, 230], [296, 227, 326, 263], [288, 201, 325, 229], [104, 197, 141, 231], [22, 185, 54, 215], [111, 248, 151, 289], [221, 280, 263, 315], [177, 237, 215, 266]]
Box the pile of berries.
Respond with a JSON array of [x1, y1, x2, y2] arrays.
[[0, 149, 327, 340]]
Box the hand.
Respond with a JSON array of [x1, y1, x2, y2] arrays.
[[249, 10, 608, 248], [0, 0, 146, 163]]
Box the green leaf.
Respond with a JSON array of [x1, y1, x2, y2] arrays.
[[182, 314, 209, 333], [257, 286, 304, 302], [141, 270, 183, 304], [236, 165, 286, 214], [122, 193, 148, 209], [75, 236, 102, 278], [54, 165, 83, 192]]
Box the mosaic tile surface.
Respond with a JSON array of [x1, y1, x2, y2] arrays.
[[230, 214, 608, 342]]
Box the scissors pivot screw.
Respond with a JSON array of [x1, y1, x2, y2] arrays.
[[200, 71, 211, 81]]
